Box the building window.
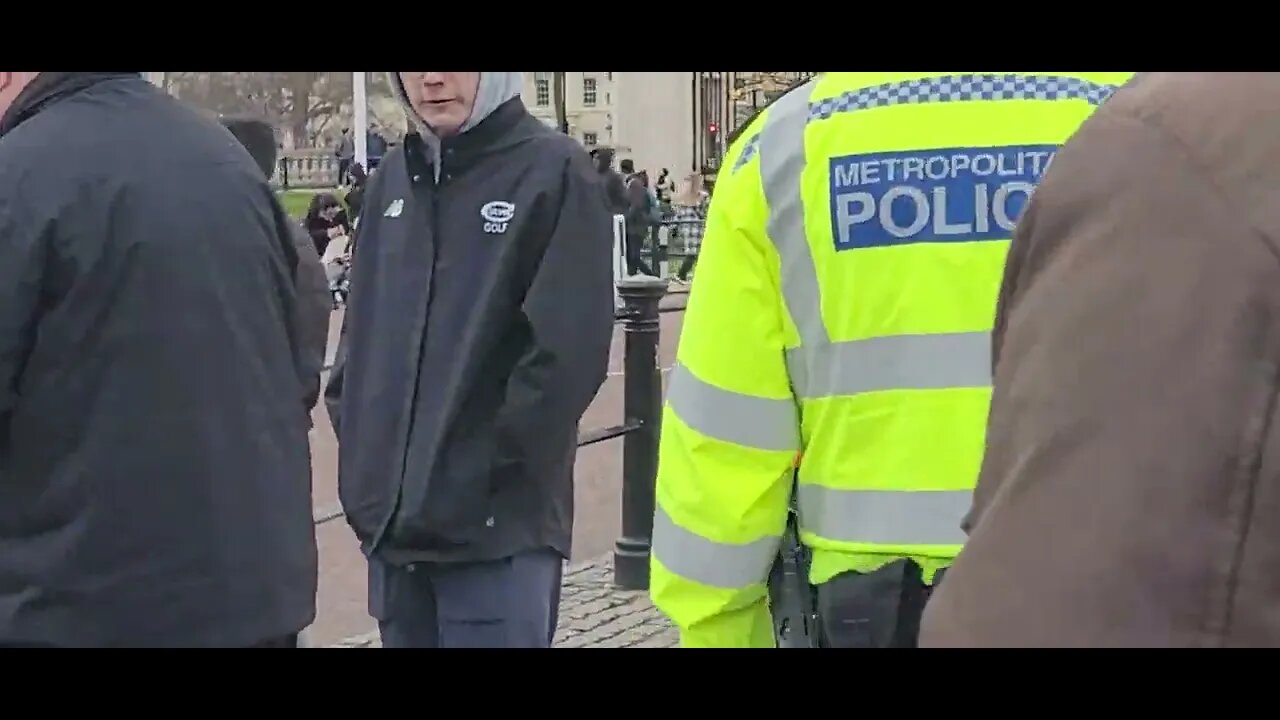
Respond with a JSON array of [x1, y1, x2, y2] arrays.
[[583, 78, 597, 107], [583, 132, 598, 146], [534, 72, 550, 107]]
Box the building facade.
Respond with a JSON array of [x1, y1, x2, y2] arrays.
[[520, 72, 696, 184], [522, 72, 617, 150], [522, 72, 814, 189]]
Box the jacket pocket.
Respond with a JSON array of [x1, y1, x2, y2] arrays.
[[392, 427, 499, 550]]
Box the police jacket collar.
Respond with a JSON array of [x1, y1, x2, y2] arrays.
[[404, 96, 530, 180], [0, 72, 140, 138]]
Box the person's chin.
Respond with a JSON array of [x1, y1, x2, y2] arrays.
[[415, 115, 451, 133]]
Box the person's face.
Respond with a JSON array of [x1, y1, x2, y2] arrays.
[[398, 72, 481, 137], [322, 204, 340, 221], [0, 72, 38, 118]]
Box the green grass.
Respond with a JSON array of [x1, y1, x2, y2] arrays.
[[278, 189, 329, 220]]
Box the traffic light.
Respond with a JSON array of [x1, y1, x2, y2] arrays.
[[708, 122, 719, 134]]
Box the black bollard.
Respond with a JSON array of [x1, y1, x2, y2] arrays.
[[613, 277, 669, 590]]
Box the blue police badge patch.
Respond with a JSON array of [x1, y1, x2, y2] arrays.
[[828, 144, 1058, 251]]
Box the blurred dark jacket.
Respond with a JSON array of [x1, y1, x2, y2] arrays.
[[221, 114, 330, 410], [0, 73, 316, 647]]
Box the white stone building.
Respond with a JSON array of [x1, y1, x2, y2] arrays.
[[522, 72, 617, 150], [521, 72, 706, 191]]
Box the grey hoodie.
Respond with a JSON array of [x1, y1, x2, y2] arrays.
[[389, 72, 524, 180]]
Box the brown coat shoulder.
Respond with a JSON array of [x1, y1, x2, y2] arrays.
[[921, 73, 1280, 647]]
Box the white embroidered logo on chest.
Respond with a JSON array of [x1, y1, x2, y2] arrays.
[[480, 200, 515, 235]]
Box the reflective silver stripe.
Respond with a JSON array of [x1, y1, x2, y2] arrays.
[[797, 485, 972, 546], [759, 78, 827, 348], [752, 74, 1116, 399], [652, 504, 781, 589], [666, 363, 800, 452], [786, 331, 991, 400]]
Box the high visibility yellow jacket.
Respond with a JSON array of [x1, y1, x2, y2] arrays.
[[650, 71, 1135, 648]]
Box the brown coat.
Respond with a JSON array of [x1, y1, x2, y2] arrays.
[[919, 73, 1280, 648]]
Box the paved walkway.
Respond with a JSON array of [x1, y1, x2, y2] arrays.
[[328, 555, 677, 648]]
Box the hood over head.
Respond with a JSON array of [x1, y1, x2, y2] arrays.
[[389, 72, 523, 179]]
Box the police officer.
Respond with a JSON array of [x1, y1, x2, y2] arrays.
[[648, 72, 1135, 648]]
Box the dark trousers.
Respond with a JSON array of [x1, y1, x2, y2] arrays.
[[368, 548, 564, 648], [675, 252, 697, 281], [625, 232, 654, 277], [815, 560, 945, 648]]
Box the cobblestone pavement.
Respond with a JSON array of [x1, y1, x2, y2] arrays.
[[329, 555, 677, 648]]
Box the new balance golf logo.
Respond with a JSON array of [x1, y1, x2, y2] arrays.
[[480, 200, 515, 234], [384, 198, 404, 218]]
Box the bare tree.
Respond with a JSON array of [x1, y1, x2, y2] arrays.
[[166, 72, 354, 149]]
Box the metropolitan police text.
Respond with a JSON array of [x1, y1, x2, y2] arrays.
[[828, 145, 1058, 250]]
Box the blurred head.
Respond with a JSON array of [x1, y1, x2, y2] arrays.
[[593, 147, 615, 171], [619, 158, 635, 175], [307, 192, 344, 223], [397, 72, 480, 137], [219, 115, 278, 178], [349, 162, 368, 185], [0, 72, 39, 118]]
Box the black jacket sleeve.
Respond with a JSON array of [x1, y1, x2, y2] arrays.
[[289, 221, 331, 414], [606, 172, 629, 215], [496, 153, 615, 468], [323, 184, 377, 438], [324, 310, 349, 437], [0, 188, 43, 436], [323, 162, 388, 438]]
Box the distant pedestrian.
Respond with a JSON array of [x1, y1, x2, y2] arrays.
[[624, 168, 657, 276], [366, 129, 387, 170], [0, 72, 317, 647], [335, 128, 354, 185], [325, 71, 614, 649], [591, 147, 628, 216], [344, 162, 369, 223]]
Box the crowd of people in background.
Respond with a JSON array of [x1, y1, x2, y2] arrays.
[[590, 147, 709, 283], [334, 127, 388, 185]]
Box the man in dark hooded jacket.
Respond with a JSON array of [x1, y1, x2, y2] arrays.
[[592, 146, 629, 215], [0, 72, 317, 647], [325, 72, 614, 648], [220, 114, 331, 409]]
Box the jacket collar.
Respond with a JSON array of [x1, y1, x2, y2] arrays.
[[404, 97, 530, 181], [0, 72, 140, 138]]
